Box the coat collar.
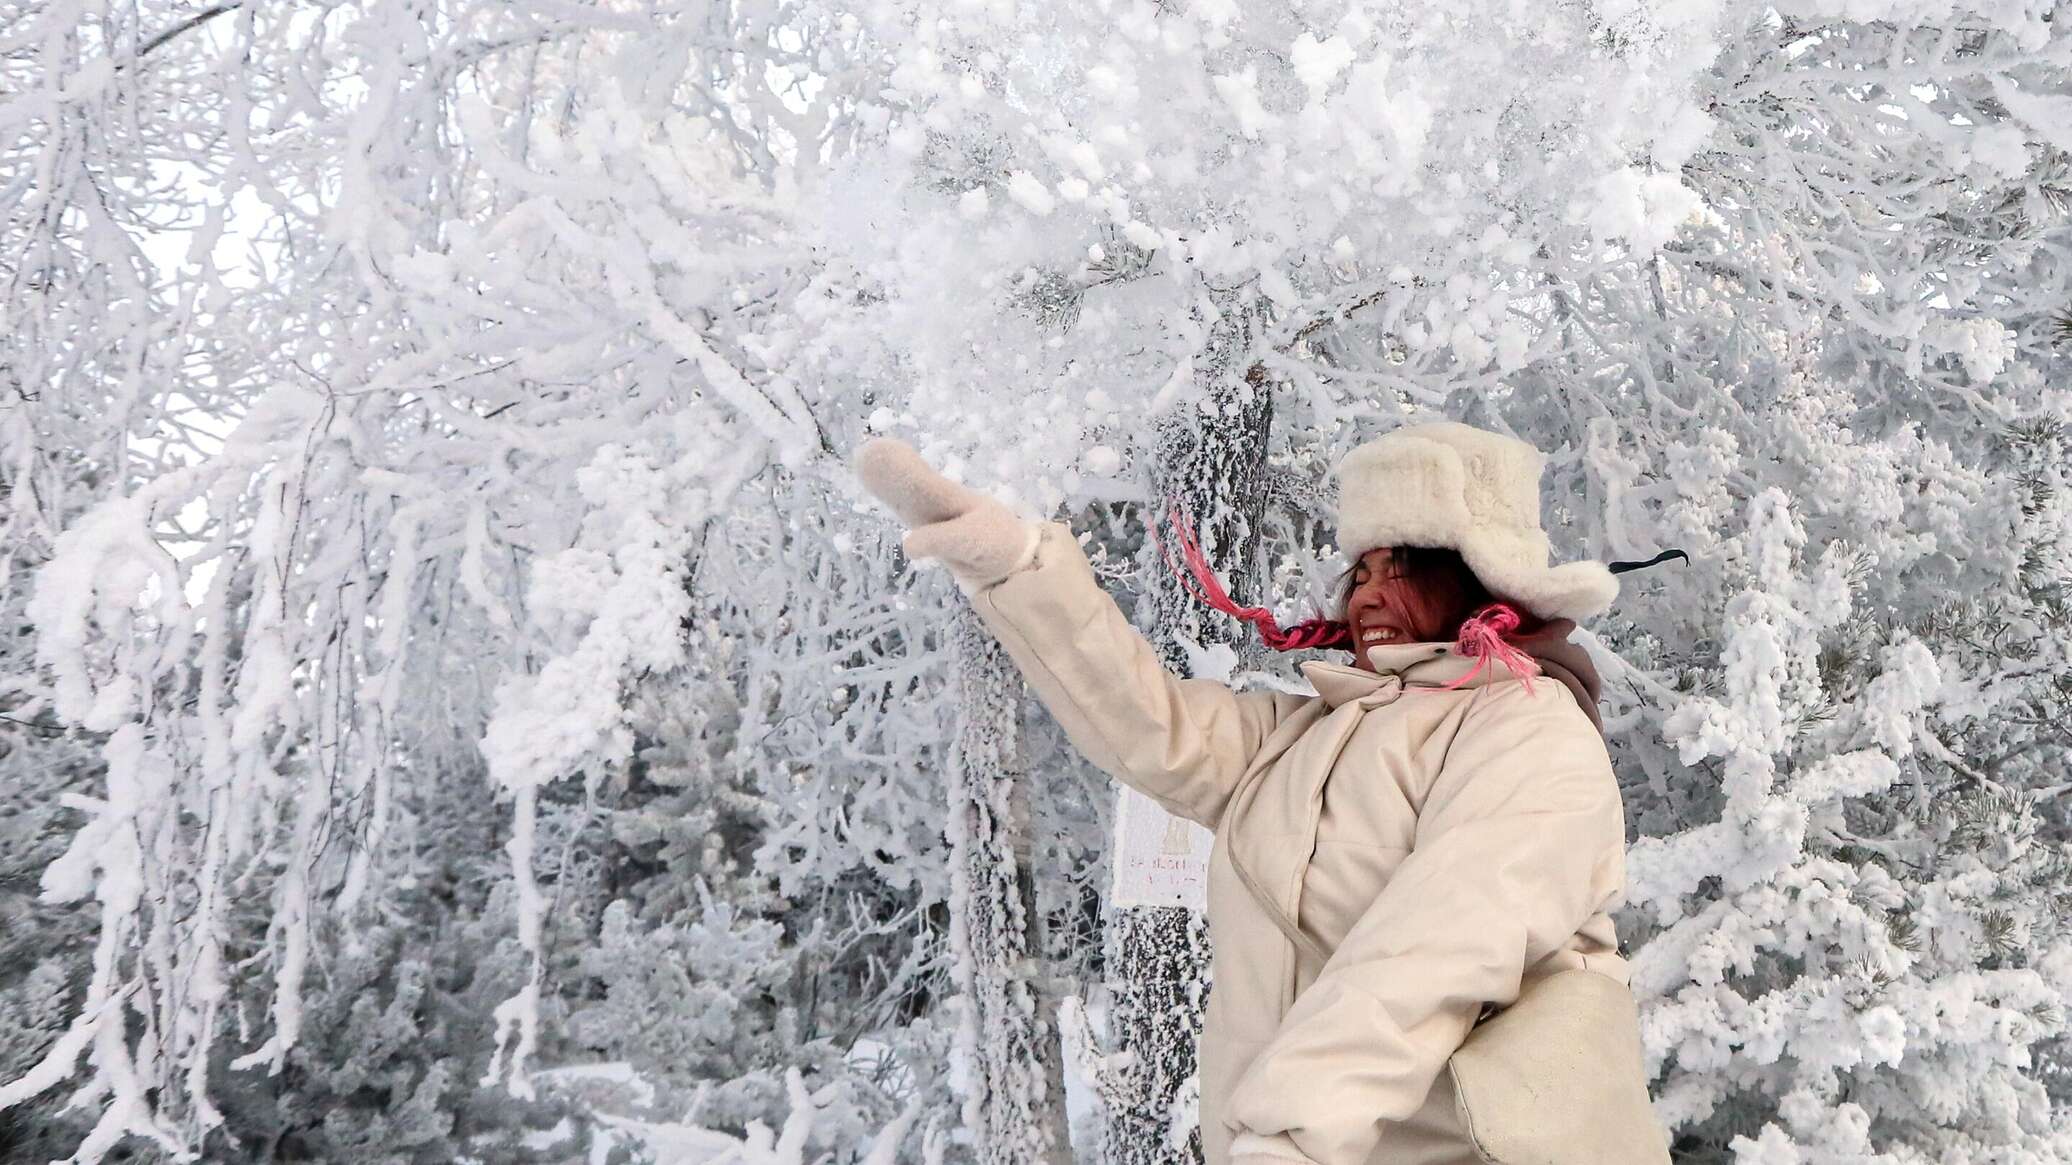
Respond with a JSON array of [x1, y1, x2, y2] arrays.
[[1297, 641, 1535, 710]]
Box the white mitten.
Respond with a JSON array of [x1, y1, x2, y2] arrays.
[[852, 438, 1041, 589]]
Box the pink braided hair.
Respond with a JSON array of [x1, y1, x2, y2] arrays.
[[1146, 499, 1540, 695]]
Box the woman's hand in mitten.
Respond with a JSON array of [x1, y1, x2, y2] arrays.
[[852, 438, 1040, 589]]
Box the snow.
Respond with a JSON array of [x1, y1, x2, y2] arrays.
[[1082, 445, 1123, 476], [1006, 171, 1056, 216], [1291, 33, 1354, 97], [9, 1, 2072, 1162], [1586, 167, 1704, 255], [1212, 66, 1274, 140], [1922, 316, 2017, 383]]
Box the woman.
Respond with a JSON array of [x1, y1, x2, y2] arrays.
[[855, 421, 1662, 1165]]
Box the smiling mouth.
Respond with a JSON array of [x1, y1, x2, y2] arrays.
[[1358, 624, 1408, 645]]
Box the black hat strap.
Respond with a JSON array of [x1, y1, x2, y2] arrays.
[[1607, 548, 1690, 575]]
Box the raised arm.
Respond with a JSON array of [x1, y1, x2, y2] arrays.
[[966, 520, 1305, 828], [1222, 681, 1627, 1165], [854, 439, 1301, 828]]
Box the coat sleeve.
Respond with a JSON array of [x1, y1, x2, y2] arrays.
[[963, 520, 1304, 830], [1223, 681, 1628, 1165]]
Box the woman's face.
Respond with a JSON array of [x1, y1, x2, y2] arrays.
[[1344, 546, 1476, 672]]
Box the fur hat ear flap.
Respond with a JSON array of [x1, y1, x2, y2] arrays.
[[1498, 559, 1621, 623]]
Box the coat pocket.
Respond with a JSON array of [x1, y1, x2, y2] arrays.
[[1447, 969, 1671, 1165]]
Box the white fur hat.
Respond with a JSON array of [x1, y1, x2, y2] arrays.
[[1332, 421, 1620, 623]]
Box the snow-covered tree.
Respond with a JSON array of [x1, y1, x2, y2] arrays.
[[6, 0, 2072, 1162], [943, 609, 1073, 1165], [1, 1, 269, 1155], [3, 1, 930, 1157], [827, 0, 1728, 1154], [1563, 6, 2072, 1158]]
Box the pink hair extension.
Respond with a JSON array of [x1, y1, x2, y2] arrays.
[[1434, 603, 1540, 695], [1149, 499, 1540, 694], [1148, 500, 1351, 651]]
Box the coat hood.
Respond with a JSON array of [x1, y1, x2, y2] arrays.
[[1507, 617, 1605, 737]]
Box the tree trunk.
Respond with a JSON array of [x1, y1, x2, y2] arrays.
[[1103, 287, 1276, 1165], [948, 605, 1075, 1165]]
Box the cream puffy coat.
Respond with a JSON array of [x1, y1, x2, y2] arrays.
[[967, 522, 1632, 1165]]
